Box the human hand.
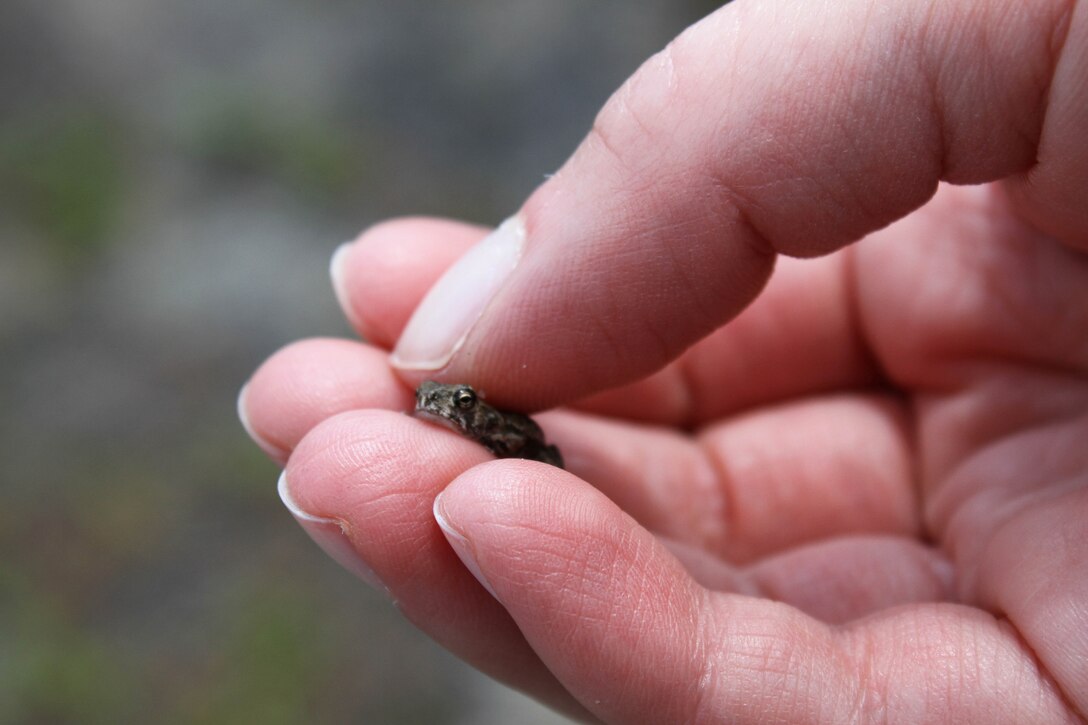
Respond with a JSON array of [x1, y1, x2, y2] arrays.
[[239, 1, 1087, 722]]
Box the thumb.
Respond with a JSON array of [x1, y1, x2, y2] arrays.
[[392, 0, 1072, 408]]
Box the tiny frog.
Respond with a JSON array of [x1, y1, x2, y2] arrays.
[[414, 381, 563, 468]]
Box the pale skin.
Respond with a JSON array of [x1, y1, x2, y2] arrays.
[[240, 0, 1088, 722]]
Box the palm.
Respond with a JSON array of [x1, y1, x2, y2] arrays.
[[857, 183, 1087, 700], [577, 180, 1086, 702]]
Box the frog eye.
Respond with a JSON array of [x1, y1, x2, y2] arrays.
[[455, 388, 477, 408]]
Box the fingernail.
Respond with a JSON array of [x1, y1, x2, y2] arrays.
[[278, 471, 389, 594], [391, 215, 525, 370], [237, 382, 288, 460], [330, 241, 362, 329], [433, 492, 499, 601]]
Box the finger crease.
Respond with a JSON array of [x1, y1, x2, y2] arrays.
[[694, 432, 739, 556]]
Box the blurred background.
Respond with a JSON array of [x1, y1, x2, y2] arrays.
[[0, 1, 721, 722]]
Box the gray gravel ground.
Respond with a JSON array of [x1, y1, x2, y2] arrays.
[[0, 1, 720, 722]]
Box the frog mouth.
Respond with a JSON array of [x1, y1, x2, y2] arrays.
[[413, 409, 463, 433]]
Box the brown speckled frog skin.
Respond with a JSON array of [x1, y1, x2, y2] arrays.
[[413, 381, 564, 468]]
